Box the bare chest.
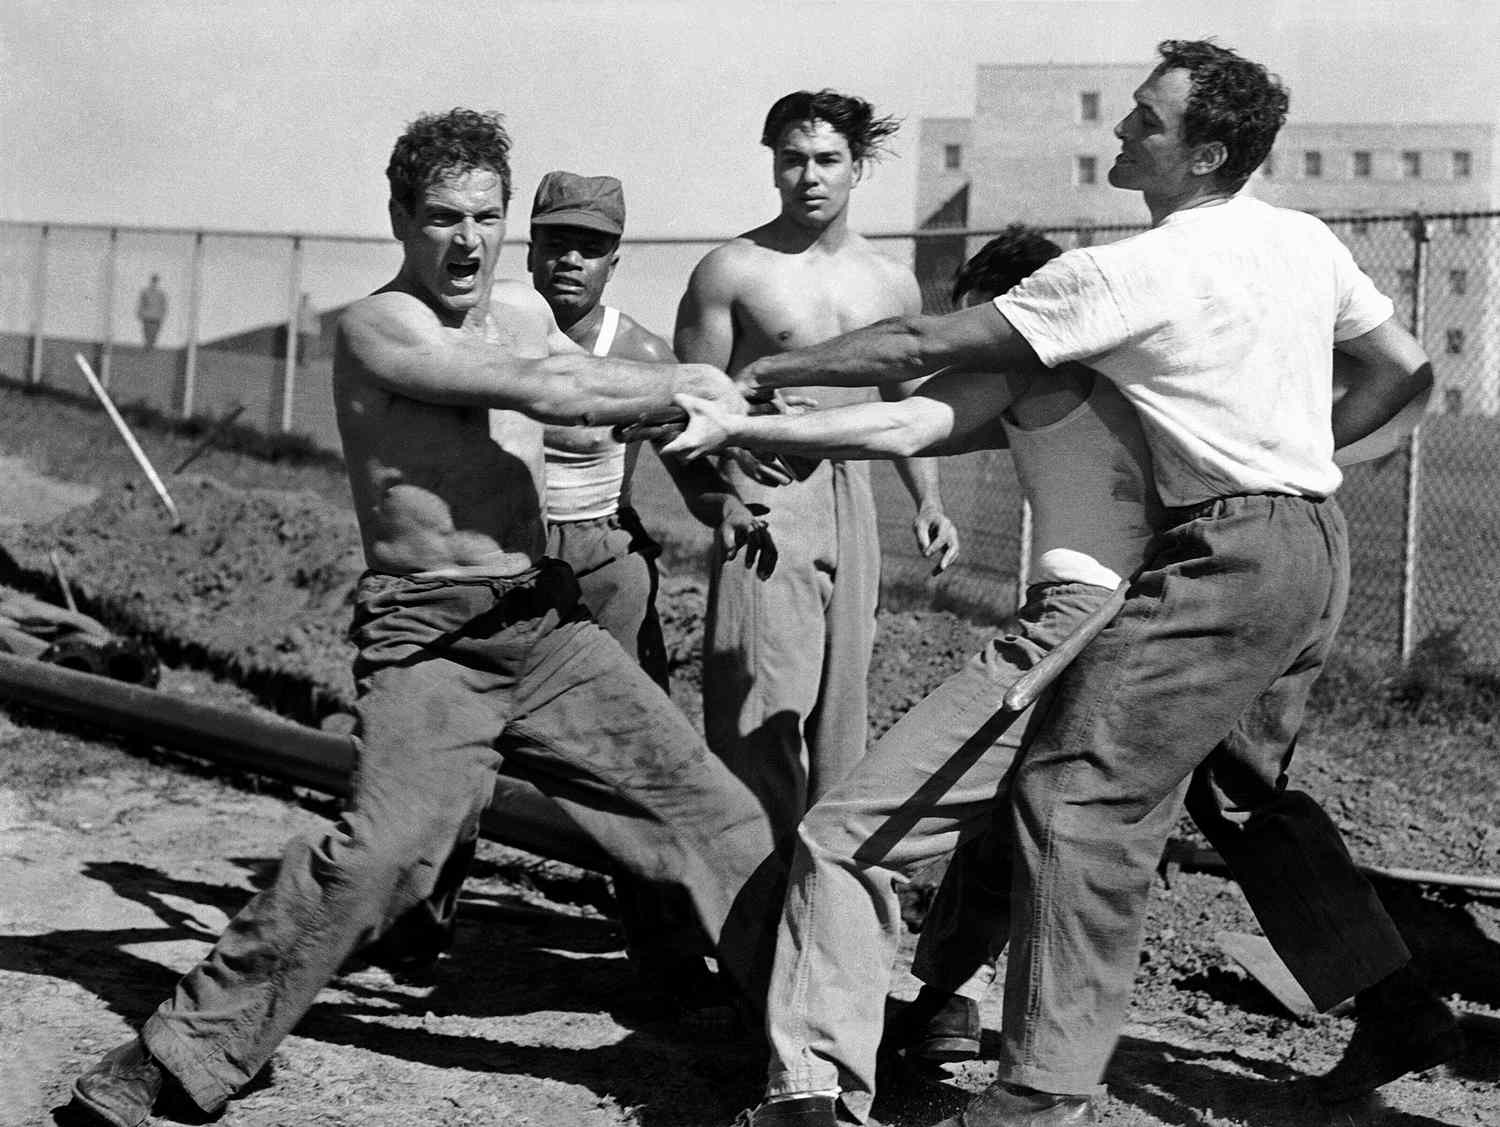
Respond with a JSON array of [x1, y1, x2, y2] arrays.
[[736, 261, 906, 353]]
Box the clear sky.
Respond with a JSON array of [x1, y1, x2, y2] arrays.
[[3, 0, 1496, 240]]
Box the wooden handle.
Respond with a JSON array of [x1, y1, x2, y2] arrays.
[[1002, 581, 1128, 712]]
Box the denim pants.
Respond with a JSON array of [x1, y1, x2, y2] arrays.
[[999, 494, 1407, 1096], [142, 560, 779, 1113], [764, 581, 1111, 1123], [704, 459, 881, 848]]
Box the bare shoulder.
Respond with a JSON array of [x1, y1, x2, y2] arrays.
[[489, 277, 554, 320], [685, 236, 764, 298], [615, 314, 676, 363], [337, 289, 437, 370]]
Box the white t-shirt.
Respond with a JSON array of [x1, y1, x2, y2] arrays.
[[994, 196, 1394, 507]]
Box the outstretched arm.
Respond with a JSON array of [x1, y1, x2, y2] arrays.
[[736, 302, 1043, 393], [1331, 315, 1432, 461], [338, 286, 741, 426], [663, 367, 1028, 463]]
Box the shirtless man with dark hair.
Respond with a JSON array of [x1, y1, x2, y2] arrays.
[[676, 88, 957, 855], [70, 108, 780, 1127]]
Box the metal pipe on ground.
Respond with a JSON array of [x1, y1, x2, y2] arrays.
[[0, 651, 609, 873]]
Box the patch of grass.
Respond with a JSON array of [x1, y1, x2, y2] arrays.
[[0, 375, 350, 506]]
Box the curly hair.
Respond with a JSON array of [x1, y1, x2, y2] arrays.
[[760, 89, 900, 168], [952, 224, 1063, 303], [1155, 39, 1289, 191], [386, 108, 513, 214]]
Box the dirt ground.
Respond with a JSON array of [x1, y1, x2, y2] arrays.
[[1, 466, 1497, 1127]]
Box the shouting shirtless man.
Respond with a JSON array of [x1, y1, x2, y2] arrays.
[[70, 109, 780, 1127], [675, 89, 957, 851]]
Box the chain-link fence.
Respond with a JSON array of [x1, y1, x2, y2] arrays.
[[2, 214, 1496, 670]]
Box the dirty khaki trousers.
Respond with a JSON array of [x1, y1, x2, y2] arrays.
[[767, 496, 1410, 1121], [143, 561, 780, 1113]]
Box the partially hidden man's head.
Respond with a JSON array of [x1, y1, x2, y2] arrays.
[[953, 225, 1062, 307], [760, 89, 900, 228], [1111, 39, 1288, 197], [386, 109, 514, 316], [527, 171, 625, 329]]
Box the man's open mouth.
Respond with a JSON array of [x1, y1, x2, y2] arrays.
[[447, 260, 481, 280]]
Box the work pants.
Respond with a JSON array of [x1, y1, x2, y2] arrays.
[[704, 459, 880, 848], [142, 561, 779, 1113]]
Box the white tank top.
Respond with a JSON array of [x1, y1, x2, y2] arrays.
[[544, 307, 629, 522], [1002, 376, 1161, 589]]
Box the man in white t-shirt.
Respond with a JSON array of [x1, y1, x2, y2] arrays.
[[724, 39, 1451, 1127]]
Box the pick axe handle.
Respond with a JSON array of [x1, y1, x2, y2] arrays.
[[1002, 581, 1129, 713]]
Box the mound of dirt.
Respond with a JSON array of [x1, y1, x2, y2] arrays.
[[4, 478, 364, 717]]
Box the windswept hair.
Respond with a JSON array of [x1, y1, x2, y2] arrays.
[[1155, 39, 1289, 192], [386, 108, 513, 214], [760, 90, 900, 168], [952, 224, 1063, 303]]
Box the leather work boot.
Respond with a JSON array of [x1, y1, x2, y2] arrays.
[[1311, 966, 1464, 1105], [930, 1081, 1100, 1127], [885, 985, 982, 1063], [71, 1037, 164, 1127], [734, 1095, 841, 1126]]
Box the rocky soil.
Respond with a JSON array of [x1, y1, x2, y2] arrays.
[[1, 470, 1496, 1127]]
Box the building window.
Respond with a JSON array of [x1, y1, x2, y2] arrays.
[[1076, 155, 1098, 185], [1453, 215, 1470, 235], [1401, 150, 1422, 178], [1397, 268, 1415, 296], [1444, 387, 1464, 414], [1453, 150, 1473, 179], [1351, 217, 1369, 237], [943, 143, 962, 171], [1446, 328, 1465, 355], [1080, 91, 1100, 123], [1303, 150, 1322, 178], [1450, 268, 1468, 295], [1352, 150, 1372, 178]]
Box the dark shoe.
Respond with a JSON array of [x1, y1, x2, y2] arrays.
[[1311, 986, 1464, 1104], [734, 1095, 839, 1126], [886, 987, 981, 1063], [71, 1038, 163, 1127], [930, 1081, 1099, 1127]]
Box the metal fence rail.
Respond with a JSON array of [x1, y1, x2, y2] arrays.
[[2, 213, 1497, 671]]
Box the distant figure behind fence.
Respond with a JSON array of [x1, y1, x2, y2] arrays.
[[137, 275, 168, 349]]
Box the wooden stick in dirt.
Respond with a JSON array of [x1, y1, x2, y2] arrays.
[[73, 353, 182, 529], [1002, 580, 1129, 712], [173, 403, 246, 475], [47, 550, 78, 613]]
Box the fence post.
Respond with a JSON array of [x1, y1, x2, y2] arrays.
[[275, 236, 305, 434], [28, 224, 49, 386], [100, 228, 119, 389], [180, 232, 206, 418], [1398, 212, 1429, 663]]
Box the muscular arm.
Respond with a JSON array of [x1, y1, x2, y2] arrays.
[[1330, 315, 1433, 459], [338, 286, 737, 426], [665, 367, 1028, 462], [674, 250, 738, 372], [737, 301, 1045, 392]]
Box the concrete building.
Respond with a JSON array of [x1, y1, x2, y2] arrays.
[[916, 62, 1499, 414]]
